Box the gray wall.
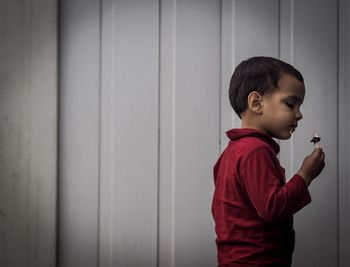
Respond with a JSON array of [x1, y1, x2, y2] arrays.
[[0, 0, 57, 266], [59, 1, 350, 267]]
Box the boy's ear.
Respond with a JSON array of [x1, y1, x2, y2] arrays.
[[247, 91, 263, 114]]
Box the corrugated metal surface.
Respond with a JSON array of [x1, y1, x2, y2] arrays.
[[58, 0, 350, 266], [0, 0, 57, 266]]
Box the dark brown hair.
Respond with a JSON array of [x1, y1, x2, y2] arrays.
[[229, 56, 304, 118]]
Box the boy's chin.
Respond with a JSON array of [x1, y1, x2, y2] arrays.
[[274, 131, 293, 140]]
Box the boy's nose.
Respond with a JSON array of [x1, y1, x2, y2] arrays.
[[296, 110, 303, 120]]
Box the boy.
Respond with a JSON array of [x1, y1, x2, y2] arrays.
[[212, 56, 325, 267]]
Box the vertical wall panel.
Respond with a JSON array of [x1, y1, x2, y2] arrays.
[[59, 0, 101, 266], [220, 0, 239, 149], [0, 0, 57, 266], [292, 1, 338, 266], [279, 0, 295, 182], [158, 0, 177, 265], [167, 1, 220, 266], [99, 0, 159, 266], [99, 1, 114, 266], [158, 1, 221, 266], [235, 0, 280, 62], [338, 0, 350, 266], [223, 0, 281, 141]]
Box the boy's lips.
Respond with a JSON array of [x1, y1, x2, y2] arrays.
[[290, 124, 297, 132]]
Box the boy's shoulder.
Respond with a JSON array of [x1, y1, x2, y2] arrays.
[[225, 128, 279, 157], [221, 136, 277, 173], [227, 135, 273, 155]]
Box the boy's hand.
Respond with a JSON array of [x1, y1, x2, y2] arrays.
[[297, 147, 325, 187]]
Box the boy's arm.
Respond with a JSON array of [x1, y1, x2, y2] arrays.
[[240, 148, 311, 223]]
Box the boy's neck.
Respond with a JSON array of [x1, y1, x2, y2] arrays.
[[240, 115, 261, 131]]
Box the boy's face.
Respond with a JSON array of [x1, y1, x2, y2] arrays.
[[259, 74, 305, 140]]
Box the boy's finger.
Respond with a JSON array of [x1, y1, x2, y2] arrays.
[[313, 147, 323, 156], [316, 151, 325, 164]]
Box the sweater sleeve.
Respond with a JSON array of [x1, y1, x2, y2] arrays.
[[240, 147, 311, 222]]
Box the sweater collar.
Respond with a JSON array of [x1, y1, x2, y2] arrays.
[[226, 128, 280, 154]]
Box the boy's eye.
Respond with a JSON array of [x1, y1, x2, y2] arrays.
[[285, 102, 294, 108]]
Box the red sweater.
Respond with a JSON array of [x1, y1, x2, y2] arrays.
[[212, 128, 311, 267]]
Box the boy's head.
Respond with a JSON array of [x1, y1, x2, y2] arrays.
[[229, 56, 304, 119]]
